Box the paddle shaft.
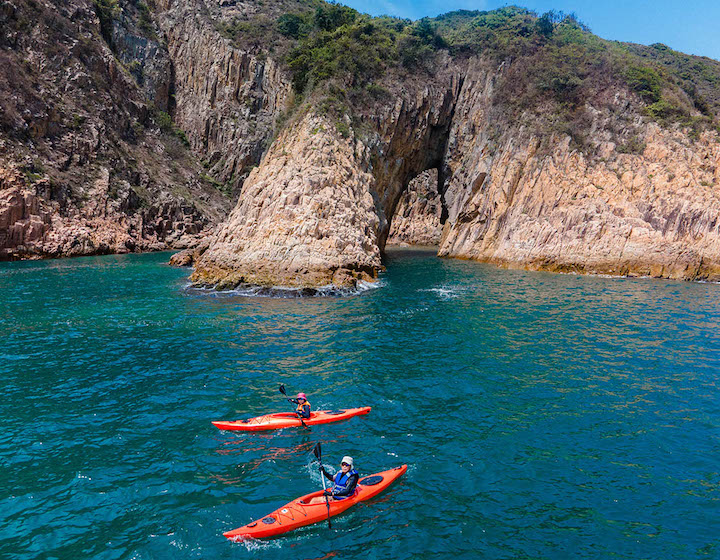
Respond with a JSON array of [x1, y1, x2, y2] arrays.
[[313, 443, 332, 529]]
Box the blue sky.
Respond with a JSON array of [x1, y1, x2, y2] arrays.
[[339, 0, 720, 61]]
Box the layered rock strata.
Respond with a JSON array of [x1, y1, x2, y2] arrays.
[[439, 122, 720, 280], [159, 0, 293, 191]]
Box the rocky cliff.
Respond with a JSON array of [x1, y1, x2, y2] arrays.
[[189, 7, 720, 287], [387, 169, 443, 246], [190, 112, 381, 288], [189, 56, 462, 287], [159, 0, 294, 193], [439, 119, 720, 280], [0, 0, 232, 260], [4, 0, 720, 285]]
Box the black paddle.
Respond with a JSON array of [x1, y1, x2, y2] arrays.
[[313, 442, 332, 529], [279, 384, 308, 428]]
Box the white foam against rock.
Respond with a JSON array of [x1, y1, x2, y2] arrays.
[[183, 279, 385, 298]]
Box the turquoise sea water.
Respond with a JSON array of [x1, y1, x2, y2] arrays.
[[1, 249, 720, 559]]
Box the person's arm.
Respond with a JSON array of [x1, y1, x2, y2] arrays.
[[332, 474, 359, 497], [298, 403, 311, 419], [319, 466, 334, 482]]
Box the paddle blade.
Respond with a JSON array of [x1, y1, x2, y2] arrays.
[[279, 384, 286, 396], [313, 442, 322, 461]]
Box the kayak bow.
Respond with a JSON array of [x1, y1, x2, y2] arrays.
[[212, 407, 371, 432], [223, 465, 407, 541]]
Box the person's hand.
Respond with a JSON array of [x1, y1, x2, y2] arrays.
[[323, 489, 332, 496], [318, 465, 325, 473]]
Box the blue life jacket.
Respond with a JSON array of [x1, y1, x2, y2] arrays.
[[333, 468, 358, 500]]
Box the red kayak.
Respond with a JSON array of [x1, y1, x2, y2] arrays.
[[224, 465, 407, 541], [212, 407, 371, 431]]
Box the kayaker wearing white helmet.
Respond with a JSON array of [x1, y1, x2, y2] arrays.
[[321, 456, 359, 499], [308, 456, 359, 503]]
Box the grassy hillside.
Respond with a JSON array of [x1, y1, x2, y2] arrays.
[[216, 3, 720, 142]]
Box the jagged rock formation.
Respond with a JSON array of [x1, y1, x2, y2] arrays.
[[439, 121, 720, 280], [194, 49, 720, 286], [191, 113, 381, 287], [4, 0, 720, 285], [0, 169, 53, 257], [387, 169, 443, 246], [0, 0, 231, 260], [0, 165, 209, 259], [160, 0, 294, 191], [436, 70, 720, 280], [190, 59, 462, 287], [108, 2, 173, 111]]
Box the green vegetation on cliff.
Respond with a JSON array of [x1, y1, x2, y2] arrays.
[[220, 3, 445, 91], [94, 0, 120, 44], [284, 11, 446, 92], [219, 3, 720, 140]]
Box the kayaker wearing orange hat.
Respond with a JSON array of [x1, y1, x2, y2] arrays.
[[307, 456, 359, 503], [287, 392, 311, 420]]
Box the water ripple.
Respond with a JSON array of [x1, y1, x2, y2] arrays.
[[1, 250, 719, 559]]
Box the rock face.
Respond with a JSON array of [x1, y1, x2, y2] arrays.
[[4, 0, 720, 285], [110, 16, 173, 112], [192, 58, 463, 287], [439, 121, 720, 280], [437, 68, 720, 281], [160, 0, 293, 191], [0, 165, 210, 259], [0, 169, 53, 257], [387, 169, 443, 246], [191, 113, 381, 288], [196, 53, 720, 286], [0, 0, 231, 261]]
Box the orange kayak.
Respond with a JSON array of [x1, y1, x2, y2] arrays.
[[224, 465, 407, 541], [212, 407, 371, 431]]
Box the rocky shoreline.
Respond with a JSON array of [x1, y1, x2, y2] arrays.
[[0, 165, 215, 261]]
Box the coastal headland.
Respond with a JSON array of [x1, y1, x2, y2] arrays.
[[3, 0, 720, 284]]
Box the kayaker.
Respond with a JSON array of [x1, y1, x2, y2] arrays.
[[287, 392, 311, 419], [308, 456, 359, 503]]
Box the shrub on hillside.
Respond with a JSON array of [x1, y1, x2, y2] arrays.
[[624, 66, 662, 103], [230, 2, 719, 139], [94, 0, 119, 44]]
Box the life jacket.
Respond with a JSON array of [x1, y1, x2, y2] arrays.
[[296, 400, 310, 413], [333, 468, 358, 500]]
